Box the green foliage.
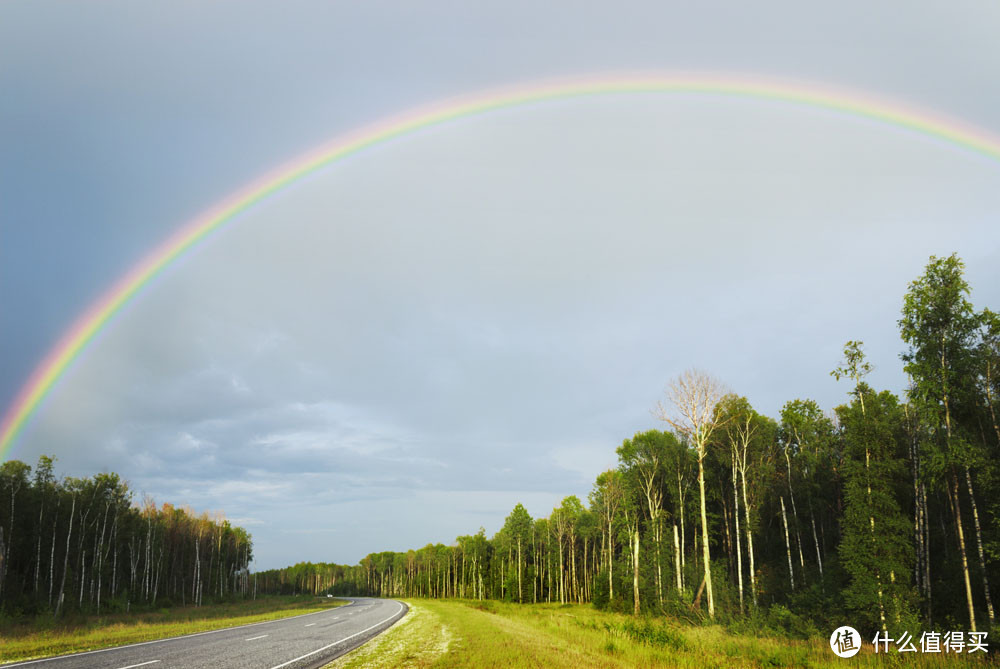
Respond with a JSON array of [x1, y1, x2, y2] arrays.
[[592, 568, 610, 610], [835, 386, 916, 634], [763, 604, 819, 639], [605, 618, 689, 650], [899, 254, 979, 453]]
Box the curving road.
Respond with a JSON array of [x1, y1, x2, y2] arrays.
[[1, 597, 407, 669]]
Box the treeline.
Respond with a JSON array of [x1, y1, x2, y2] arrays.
[[254, 562, 350, 596], [0, 459, 254, 616], [258, 254, 1000, 637]]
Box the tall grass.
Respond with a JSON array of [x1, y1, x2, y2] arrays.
[[330, 599, 994, 668]]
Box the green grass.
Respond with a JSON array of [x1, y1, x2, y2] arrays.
[[0, 595, 348, 664], [327, 599, 992, 668], [325, 601, 454, 669]]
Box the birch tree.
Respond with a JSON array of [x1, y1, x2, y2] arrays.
[[617, 430, 675, 606], [502, 503, 533, 603], [590, 470, 623, 603], [900, 254, 989, 631], [657, 369, 730, 619]]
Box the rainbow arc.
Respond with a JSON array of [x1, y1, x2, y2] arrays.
[[3, 73, 1000, 459]]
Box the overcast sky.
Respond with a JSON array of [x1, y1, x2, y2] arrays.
[[2, 1, 999, 569]]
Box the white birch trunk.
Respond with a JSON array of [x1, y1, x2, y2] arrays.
[[780, 496, 794, 591], [965, 466, 995, 627], [731, 451, 744, 613]]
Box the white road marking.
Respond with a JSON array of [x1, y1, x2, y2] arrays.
[[268, 601, 406, 669], [117, 662, 160, 669], [304, 623, 316, 627], [0, 600, 355, 668], [245, 635, 269, 641]]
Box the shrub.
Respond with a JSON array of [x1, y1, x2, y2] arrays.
[[592, 569, 610, 610], [605, 619, 689, 650], [765, 604, 819, 639]]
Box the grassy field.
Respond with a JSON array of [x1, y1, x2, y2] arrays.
[[327, 599, 993, 668], [0, 595, 347, 664]]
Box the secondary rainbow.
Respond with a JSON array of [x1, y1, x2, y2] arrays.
[[3, 72, 1000, 459]]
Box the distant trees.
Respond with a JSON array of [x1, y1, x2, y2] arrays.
[[263, 251, 1000, 638], [9, 252, 988, 636], [0, 459, 253, 617]]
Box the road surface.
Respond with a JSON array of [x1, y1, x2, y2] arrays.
[[1, 597, 407, 669]]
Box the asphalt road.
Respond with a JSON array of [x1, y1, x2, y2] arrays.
[[1, 597, 407, 669]]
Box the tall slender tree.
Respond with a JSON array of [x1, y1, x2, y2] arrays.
[[899, 254, 988, 631], [657, 369, 730, 619], [502, 503, 533, 603]]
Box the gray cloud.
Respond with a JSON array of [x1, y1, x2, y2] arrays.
[[4, 1, 1000, 568]]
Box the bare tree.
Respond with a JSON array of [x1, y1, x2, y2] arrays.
[[656, 369, 730, 619]]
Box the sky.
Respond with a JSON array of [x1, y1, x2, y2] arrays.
[[2, 1, 999, 569]]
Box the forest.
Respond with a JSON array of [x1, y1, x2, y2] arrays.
[[255, 253, 1000, 638], [0, 459, 254, 617]]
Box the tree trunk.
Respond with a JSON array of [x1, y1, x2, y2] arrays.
[[517, 536, 523, 604], [922, 482, 932, 622], [558, 537, 565, 604], [35, 501, 44, 594], [55, 496, 75, 617], [655, 520, 663, 607], [677, 475, 686, 588], [964, 466, 994, 628], [692, 575, 706, 612], [810, 510, 823, 579], [697, 451, 714, 618], [78, 550, 86, 608], [722, 495, 732, 582], [780, 496, 794, 591], [608, 526, 614, 601], [785, 448, 805, 572], [2, 479, 20, 600], [46, 505, 58, 608], [864, 445, 888, 632], [193, 535, 201, 606], [949, 471, 977, 632], [732, 452, 744, 613], [939, 341, 976, 632], [632, 527, 640, 616], [571, 535, 578, 603], [94, 503, 109, 609], [741, 466, 757, 608], [673, 523, 682, 591], [904, 399, 924, 598], [545, 548, 550, 603], [530, 535, 535, 604]]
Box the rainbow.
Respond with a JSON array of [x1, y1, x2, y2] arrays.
[[3, 72, 1000, 460]]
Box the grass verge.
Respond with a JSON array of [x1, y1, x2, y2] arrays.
[[328, 599, 992, 668], [0, 595, 348, 664], [324, 601, 453, 668]]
